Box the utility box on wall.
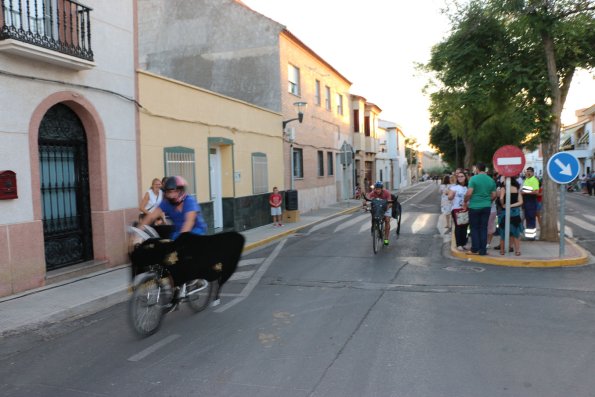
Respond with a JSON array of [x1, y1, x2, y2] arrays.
[[0, 170, 17, 200]]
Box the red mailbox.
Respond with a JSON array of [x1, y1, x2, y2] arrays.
[[0, 171, 17, 199]]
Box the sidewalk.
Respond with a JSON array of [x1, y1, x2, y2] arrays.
[[437, 214, 592, 267], [0, 199, 362, 337]]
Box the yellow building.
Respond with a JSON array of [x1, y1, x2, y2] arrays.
[[138, 71, 284, 231]]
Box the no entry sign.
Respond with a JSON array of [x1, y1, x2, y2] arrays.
[[492, 145, 526, 177]]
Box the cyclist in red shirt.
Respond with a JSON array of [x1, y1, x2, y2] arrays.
[[366, 181, 393, 245]]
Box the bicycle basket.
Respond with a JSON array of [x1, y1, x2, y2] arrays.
[[370, 199, 387, 219]]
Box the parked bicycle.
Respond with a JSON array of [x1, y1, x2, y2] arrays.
[[127, 225, 244, 337]]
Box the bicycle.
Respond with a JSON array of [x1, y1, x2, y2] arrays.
[[363, 196, 390, 254], [127, 225, 244, 337]]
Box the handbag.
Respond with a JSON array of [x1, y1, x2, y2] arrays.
[[453, 208, 469, 226]]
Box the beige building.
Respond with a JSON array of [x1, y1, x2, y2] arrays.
[[138, 71, 284, 231], [280, 31, 353, 211], [351, 95, 382, 192]]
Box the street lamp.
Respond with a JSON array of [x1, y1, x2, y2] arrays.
[[282, 101, 307, 129], [283, 102, 307, 191]]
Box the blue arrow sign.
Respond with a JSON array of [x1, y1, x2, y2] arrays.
[[546, 152, 580, 184]]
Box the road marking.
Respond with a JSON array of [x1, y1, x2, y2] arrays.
[[584, 214, 595, 223], [334, 213, 369, 233], [307, 214, 351, 235], [128, 334, 180, 362], [566, 215, 595, 233], [557, 222, 573, 238], [239, 258, 265, 267], [411, 213, 433, 234], [228, 270, 255, 281], [215, 239, 287, 313]]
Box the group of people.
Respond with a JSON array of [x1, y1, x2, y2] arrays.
[[579, 172, 595, 196], [440, 164, 543, 256]]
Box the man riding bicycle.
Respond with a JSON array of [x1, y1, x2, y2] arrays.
[[366, 181, 392, 246]]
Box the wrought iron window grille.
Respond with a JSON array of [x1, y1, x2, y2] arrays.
[[1, 0, 93, 61]]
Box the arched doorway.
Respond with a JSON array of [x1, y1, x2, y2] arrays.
[[38, 104, 93, 270]]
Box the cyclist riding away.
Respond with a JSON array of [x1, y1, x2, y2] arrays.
[[366, 181, 392, 246]]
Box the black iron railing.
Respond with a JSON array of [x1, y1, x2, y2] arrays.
[[1, 0, 93, 61]]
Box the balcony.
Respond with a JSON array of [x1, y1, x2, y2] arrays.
[[365, 136, 376, 154], [352, 131, 364, 152], [0, 0, 94, 70]]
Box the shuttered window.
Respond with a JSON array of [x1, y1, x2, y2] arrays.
[[252, 153, 268, 194], [164, 147, 196, 195]]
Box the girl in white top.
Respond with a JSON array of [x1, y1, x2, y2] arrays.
[[139, 178, 163, 219], [440, 175, 455, 229], [448, 172, 469, 251]]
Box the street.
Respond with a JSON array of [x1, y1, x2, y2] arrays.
[[2, 184, 595, 397]]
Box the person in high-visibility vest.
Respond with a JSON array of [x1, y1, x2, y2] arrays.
[[521, 167, 540, 240]]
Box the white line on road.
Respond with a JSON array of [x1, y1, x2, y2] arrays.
[[566, 215, 595, 233], [228, 270, 255, 281], [239, 258, 265, 267], [128, 334, 180, 362], [584, 214, 595, 223], [411, 214, 434, 234], [334, 213, 369, 233], [557, 222, 573, 238], [215, 239, 287, 313], [307, 214, 352, 235]]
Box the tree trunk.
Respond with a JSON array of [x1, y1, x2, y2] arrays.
[[463, 138, 474, 170], [539, 32, 574, 242]]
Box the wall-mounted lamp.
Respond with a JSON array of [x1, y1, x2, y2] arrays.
[[282, 101, 308, 129]]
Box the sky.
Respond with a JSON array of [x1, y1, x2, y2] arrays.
[[241, 0, 595, 151]]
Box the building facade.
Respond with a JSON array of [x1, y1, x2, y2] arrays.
[[138, 70, 284, 232], [138, 0, 353, 213], [0, 0, 138, 296]]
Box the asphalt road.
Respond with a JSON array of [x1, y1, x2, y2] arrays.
[[2, 183, 595, 397]]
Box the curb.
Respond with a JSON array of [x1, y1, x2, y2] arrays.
[[449, 234, 590, 268], [243, 205, 361, 252]]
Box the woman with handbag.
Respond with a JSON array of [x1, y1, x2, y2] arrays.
[[497, 177, 524, 255], [448, 172, 469, 251]]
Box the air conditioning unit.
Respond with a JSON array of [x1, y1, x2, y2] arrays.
[[285, 127, 296, 142]]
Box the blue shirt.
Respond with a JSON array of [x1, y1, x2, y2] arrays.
[[159, 195, 207, 239]]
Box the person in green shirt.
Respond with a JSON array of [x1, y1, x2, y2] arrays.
[[521, 167, 540, 239], [463, 162, 497, 255]]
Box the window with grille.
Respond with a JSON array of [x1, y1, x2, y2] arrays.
[[315, 80, 321, 106], [293, 148, 304, 178], [327, 152, 334, 176], [164, 147, 196, 195], [325, 86, 331, 110], [288, 64, 300, 96], [252, 153, 268, 194]]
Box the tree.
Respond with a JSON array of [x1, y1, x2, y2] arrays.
[[426, 0, 595, 241]]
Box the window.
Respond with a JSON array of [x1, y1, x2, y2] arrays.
[[164, 147, 196, 195], [288, 64, 300, 96], [327, 152, 334, 176], [325, 86, 331, 110], [353, 109, 360, 132], [336, 94, 343, 115], [315, 80, 321, 106], [293, 148, 304, 178], [364, 116, 370, 137], [317, 151, 324, 177], [252, 153, 268, 194]]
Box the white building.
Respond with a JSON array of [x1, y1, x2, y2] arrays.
[[378, 119, 408, 191], [560, 104, 595, 176], [0, 0, 138, 297]]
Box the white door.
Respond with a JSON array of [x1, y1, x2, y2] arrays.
[[209, 148, 223, 229]]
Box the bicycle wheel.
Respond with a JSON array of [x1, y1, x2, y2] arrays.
[[373, 221, 383, 254], [378, 221, 385, 250], [186, 279, 214, 312], [129, 274, 165, 337]]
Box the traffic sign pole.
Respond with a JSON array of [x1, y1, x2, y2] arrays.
[[546, 152, 579, 258], [504, 177, 511, 256], [559, 184, 565, 257]]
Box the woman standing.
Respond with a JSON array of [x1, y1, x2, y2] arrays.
[[440, 175, 454, 230], [448, 172, 468, 251], [139, 178, 164, 221], [498, 178, 524, 255]]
